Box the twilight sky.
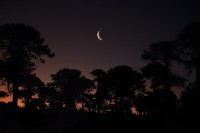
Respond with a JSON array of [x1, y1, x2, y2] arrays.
[[0, 0, 200, 83]]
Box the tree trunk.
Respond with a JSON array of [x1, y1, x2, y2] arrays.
[[152, 78, 157, 92], [96, 81, 100, 113], [12, 84, 18, 107], [81, 101, 84, 110], [164, 59, 171, 90]]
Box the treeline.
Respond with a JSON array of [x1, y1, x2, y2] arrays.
[[0, 22, 199, 116]]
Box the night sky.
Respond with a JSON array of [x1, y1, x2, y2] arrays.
[[0, 0, 200, 84]]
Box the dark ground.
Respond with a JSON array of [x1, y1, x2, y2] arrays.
[[0, 106, 197, 133]]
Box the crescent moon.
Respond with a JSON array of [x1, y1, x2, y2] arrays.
[[97, 30, 103, 41]]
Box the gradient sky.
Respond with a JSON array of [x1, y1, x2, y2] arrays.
[[0, 0, 200, 84]]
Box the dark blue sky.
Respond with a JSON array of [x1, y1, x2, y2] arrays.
[[0, 0, 199, 83]]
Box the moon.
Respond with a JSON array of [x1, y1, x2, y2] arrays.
[[97, 30, 103, 41]]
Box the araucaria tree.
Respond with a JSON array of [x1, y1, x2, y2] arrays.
[[0, 23, 54, 106]]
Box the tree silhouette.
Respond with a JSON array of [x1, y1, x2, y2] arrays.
[[45, 83, 63, 110], [83, 93, 96, 112], [141, 62, 185, 92], [141, 62, 168, 91], [50, 68, 81, 111], [0, 23, 54, 106], [142, 41, 178, 66], [107, 65, 145, 114], [90, 69, 108, 113], [141, 41, 181, 90], [18, 74, 45, 109], [135, 93, 149, 115], [76, 76, 94, 111], [50, 68, 93, 112], [0, 59, 13, 95], [32, 85, 49, 110], [0, 60, 8, 100], [175, 21, 200, 88], [141, 41, 185, 115]]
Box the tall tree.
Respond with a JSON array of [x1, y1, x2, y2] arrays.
[[141, 41, 186, 90], [0, 23, 54, 106], [141, 41, 185, 115], [76, 76, 94, 111], [50, 68, 81, 111], [107, 65, 145, 114], [50, 68, 93, 111], [90, 69, 107, 113], [19, 74, 45, 109], [175, 21, 200, 88], [45, 83, 63, 110]]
